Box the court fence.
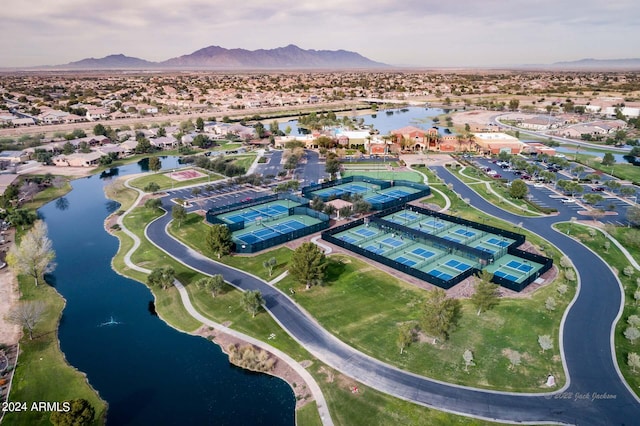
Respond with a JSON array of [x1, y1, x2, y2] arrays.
[[235, 208, 330, 254], [322, 218, 470, 289], [205, 193, 310, 230], [302, 175, 430, 210], [492, 247, 554, 292], [322, 203, 553, 291]]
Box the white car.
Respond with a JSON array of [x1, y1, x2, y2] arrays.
[[534, 183, 545, 188], [561, 198, 576, 204]]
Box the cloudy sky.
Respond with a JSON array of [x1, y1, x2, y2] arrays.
[[1, 0, 638, 68]]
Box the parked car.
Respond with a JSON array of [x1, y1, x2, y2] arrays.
[[592, 187, 605, 192], [492, 174, 502, 179], [561, 198, 576, 204]]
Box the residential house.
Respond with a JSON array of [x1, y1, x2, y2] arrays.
[[53, 152, 103, 167], [86, 107, 110, 121], [0, 150, 30, 164]]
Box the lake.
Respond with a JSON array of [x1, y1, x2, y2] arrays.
[[40, 157, 294, 425]]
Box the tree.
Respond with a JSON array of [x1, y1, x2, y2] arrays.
[[50, 399, 95, 426], [601, 152, 615, 166], [206, 224, 233, 259], [7, 220, 56, 286], [144, 198, 162, 209], [628, 205, 640, 228], [289, 242, 327, 290], [7, 208, 37, 230], [583, 193, 604, 206], [172, 205, 187, 228], [420, 288, 462, 342], [241, 290, 265, 318], [144, 182, 160, 193], [195, 275, 225, 298], [629, 315, 640, 327], [625, 327, 640, 343], [6, 300, 45, 340], [545, 297, 556, 311], [538, 335, 553, 353], [509, 179, 528, 199], [470, 271, 500, 315], [508, 99, 520, 111], [634, 290, 640, 306], [196, 117, 205, 132], [263, 257, 277, 277], [507, 350, 522, 369], [621, 186, 637, 198], [629, 353, 640, 373], [148, 156, 162, 172], [463, 349, 475, 372], [93, 123, 107, 137], [147, 266, 175, 290], [397, 323, 415, 354]]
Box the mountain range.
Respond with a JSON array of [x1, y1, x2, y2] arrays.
[[55, 45, 387, 70]]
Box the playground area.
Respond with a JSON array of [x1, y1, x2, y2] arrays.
[[324, 205, 551, 291]]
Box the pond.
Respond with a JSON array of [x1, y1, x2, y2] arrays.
[[39, 157, 294, 425]]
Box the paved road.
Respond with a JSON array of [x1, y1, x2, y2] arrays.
[[146, 176, 640, 424]]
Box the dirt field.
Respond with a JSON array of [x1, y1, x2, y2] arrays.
[[0, 229, 22, 345]]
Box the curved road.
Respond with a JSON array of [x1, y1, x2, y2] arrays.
[[146, 174, 640, 424]]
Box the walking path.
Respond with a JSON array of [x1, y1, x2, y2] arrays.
[[142, 176, 640, 424], [118, 179, 334, 426], [123, 162, 640, 424]]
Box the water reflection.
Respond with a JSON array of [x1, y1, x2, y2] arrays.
[[55, 197, 69, 211]]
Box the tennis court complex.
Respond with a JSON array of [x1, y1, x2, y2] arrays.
[[208, 195, 330, 253], [217, 200, 292, 226], [302, 175, 430, 210], [323, 204, 552, 291]]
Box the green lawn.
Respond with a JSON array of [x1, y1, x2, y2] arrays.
[[5, 278, 107, 426], [128, 169, 223, 192], [310, 362, 499, 426], [574, 152, 640, 183], [341, 170, 423, 183], [276, 254, 568, 392], [555, 222, 640, 398]]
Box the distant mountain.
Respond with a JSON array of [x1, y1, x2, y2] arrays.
[[517, 58, 640, 71], [63, 54, 155, 69], [549, 58, 640, 70], [51, 45, 387, 70], [160, 44, 387, 69]]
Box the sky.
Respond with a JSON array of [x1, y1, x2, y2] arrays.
[[1, 0, 639, 68]]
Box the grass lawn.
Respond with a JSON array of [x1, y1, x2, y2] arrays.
[[276, 254, 568, 392], [169, 213, 293, 281], [574, 154, 640, 183], [341, 170, 423, 183], [309, 362, 498, 426], [230, 154, 257, 172], [555, 222, 640, 398], [5, 278, 107, 426], [128, 169, 223, 192], [21, 180, 73, 211]]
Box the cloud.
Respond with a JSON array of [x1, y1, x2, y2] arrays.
[[1, 0, 638, 67]]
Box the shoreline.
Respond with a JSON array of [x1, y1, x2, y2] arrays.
[[103, 175, 318, 411]]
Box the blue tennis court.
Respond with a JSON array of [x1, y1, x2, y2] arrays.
[[494, 270, 519, 281], [364, 244, 386, 255], [506, 260, 533, 272], [396, 211, 418, 221], [340, 234, 359, 244], [381, 237, 404, 247], [385, 189, 410, 198], [237, 228, 280, 244], [428, 269, 454, 281], [355, 228, 377, 237], [366, 194, 395, 203], [487, 237, 510, 247], [455, 229, 476, 238], [411, 247, 435, 259], [445, 259, 471, 271], [421, 219, 445, 229], [265, 219, 306, 234], [394, 256, 417, 266]]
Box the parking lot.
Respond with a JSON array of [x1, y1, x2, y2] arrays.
[[167, 183, 270, 212]]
